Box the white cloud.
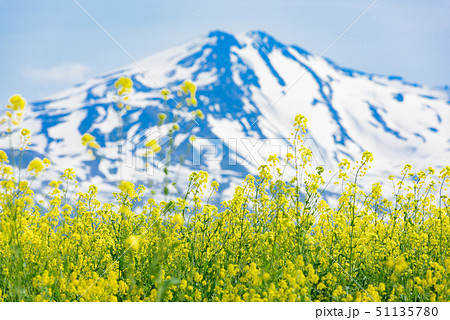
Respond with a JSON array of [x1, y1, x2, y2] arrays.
[[24, 63, 92, 84]]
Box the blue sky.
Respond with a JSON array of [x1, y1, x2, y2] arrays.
[[1, 0, 449, 104]]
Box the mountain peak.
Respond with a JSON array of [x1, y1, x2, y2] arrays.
[[207, 30, 235, 40], [246, 30, 275, 40], [202, 30, 242, 51], [206, 30, 281, 47]]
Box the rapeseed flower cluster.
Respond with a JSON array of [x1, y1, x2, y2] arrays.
[[145, 139, 161, 154], [179, 80, 198, 107], [115, 77, 133, 98], [27, 157, 50, 176], [81, 133, 100, 158], [2, 95, 26, 130]]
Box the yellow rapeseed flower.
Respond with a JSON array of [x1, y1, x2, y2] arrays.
[[394, 256, 408, 274], [161, 89, 171, 101], [173, 214, 184, 226], [21, 128, 30, 136], [43, 158, 51, 167], [0, 150, 8, 163], [118, 181, 135, 195], [81, 133, 95, 146], [196, 110, 204, 119], [18, 181, 28, 191], [145, 139, 161, 154], [8, 94, 26, 111], [362, 151, 374, 163], [88, 141, 100, 149], [126, 235, 140, 251], [180, 81, 196, 95], [27, 158, 45, 176], [114, 77, 133, 96]]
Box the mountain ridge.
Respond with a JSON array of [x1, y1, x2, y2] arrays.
[[3, 30, 449, 201]]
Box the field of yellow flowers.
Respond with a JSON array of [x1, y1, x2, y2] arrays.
[[0, 80, 449, 302]]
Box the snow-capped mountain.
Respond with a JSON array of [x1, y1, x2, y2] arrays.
[[4, 30, 450, 201]]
